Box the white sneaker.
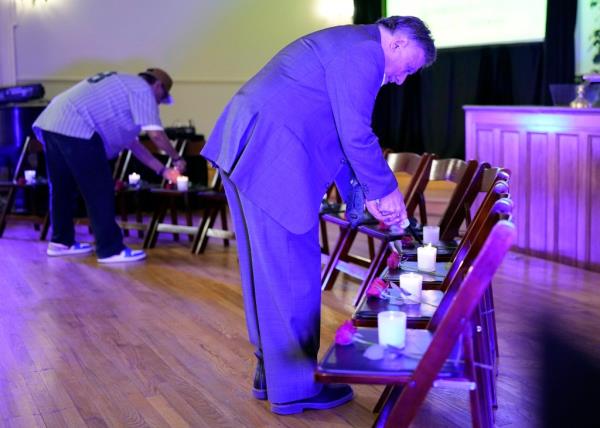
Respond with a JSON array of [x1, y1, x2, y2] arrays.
[[47, 242, 94, 256], [97, 248, 147, 264]]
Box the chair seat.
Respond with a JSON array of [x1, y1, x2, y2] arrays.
[[383, 261, 449, 287], [119, 182, 161, 192], [356, 223, 406, 240], [316, 327, 464, 384], [0, 178, 49, 188], [321, 211, 350, 227], [400, 240, 458, 261], [353, 290, 443, 327], [149, 185, 207, 196], [195, 189, 226, 201], [320, 201, 344, 214]]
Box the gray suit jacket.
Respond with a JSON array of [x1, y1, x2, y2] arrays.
[[202, 24, 397, 234]]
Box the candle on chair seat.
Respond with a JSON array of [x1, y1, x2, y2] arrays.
[[24, 170, 36, 184], [377, 311, 407, 348], [128, 172, 140, 186], [176, 175, 189, 191], [423, 225, 440, 245], [417, 243, 437, 272], [399, 272, 423, 304]]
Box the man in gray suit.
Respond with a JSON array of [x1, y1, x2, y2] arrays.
[[202, 16, 436, 415]]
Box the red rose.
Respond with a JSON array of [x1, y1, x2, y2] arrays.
[[377, 221, 390, 231], [401, 235, 413, 245], [387, 251, 401, 269], [366, 277, 388, 298], [335, 320, 358, 345]]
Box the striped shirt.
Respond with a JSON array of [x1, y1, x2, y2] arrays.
[[33, 72, 162, 158]]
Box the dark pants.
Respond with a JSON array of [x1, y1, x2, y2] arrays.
[[221, 172, 322, 403], [43, 130, 124, 258]]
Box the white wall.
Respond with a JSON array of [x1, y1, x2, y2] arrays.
[[0, 0, 17, 86], [13, 0, 353, 135]]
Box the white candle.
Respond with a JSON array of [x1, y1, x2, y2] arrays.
[[377, 311, 407, 348], [399, 272, 423, 304], [423, 225, 440, 245], [128, 172, 140, 186], [176, 175, 189, 191], [417, 243, 437, 272], [24, 169, 36, 184]]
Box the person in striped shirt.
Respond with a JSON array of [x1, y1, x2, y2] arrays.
[[33, 68, 185, 263]]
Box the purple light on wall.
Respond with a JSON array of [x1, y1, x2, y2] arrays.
[[12, 106, 23, 149]]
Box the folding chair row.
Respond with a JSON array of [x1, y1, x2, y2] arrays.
[[353, 167, 511, 305], [354, 189, 512, 322], [321, 154, 484, 302], [115, 135, 188, 238], [113, 135, 233, 253], [142, 168, 234, 253], [320, 152, 434, 290], [0, 136, 49, 239], [0, 134, 164, 241], [350, 182, 513, 416], [316, 219, 516, 428]]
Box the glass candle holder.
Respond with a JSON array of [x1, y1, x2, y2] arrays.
[[399, 272, 423, 304], [176, 175, 189, 191], [377, 311, 407, 348], [417, 243, 437, 272]]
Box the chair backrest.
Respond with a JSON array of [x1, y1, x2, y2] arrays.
[[386, 152, 427, 176], [385, 152, 433, 214], [112, 150, 133, 181], [433, 197, 513, 314], [439, 165, 511, 240], [407, 158, 479, 228], [466, 167, 511, 225], [178, 138, 212, 188], [384, 220, 516, 427], [11, 136, 45, 182], [438, 179, 510, 290], [115, 137, 176, 186]]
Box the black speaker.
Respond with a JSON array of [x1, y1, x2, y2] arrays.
[[0, 83, 45, 104]]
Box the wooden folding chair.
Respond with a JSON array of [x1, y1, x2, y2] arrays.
[[114, 136, 183, 238], [316, 220, 516, 428], [440, 165, 511, 240], [319, 184, 343, 255], [407, 158, 480, 229], [0, 136, 49, 238], [143, 154, 234, 253], [320, 152, 433, 291], [190, 169, 234, 254]]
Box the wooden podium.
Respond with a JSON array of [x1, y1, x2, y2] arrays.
[[465, 105, 600, 271]]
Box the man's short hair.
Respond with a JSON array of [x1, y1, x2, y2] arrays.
[[376, 16, 436, 67]]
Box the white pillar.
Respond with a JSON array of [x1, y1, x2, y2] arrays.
[[0, 0, 17, 86]]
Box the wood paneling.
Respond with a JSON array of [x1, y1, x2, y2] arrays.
[[465, 106, 600, 271]]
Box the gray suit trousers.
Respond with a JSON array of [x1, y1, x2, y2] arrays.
[[222, 172, 323, 403]]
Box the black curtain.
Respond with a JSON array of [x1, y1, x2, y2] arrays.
[[353, 0, 384, 25], [355, 0, 578, 158]]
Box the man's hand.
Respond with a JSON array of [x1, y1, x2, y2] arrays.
[[365, 188, 407, 226], [162, 167, 181, 182], [172, 158, 187, 173]]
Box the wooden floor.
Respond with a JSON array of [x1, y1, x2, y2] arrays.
[[1, 219, 599, 428]]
